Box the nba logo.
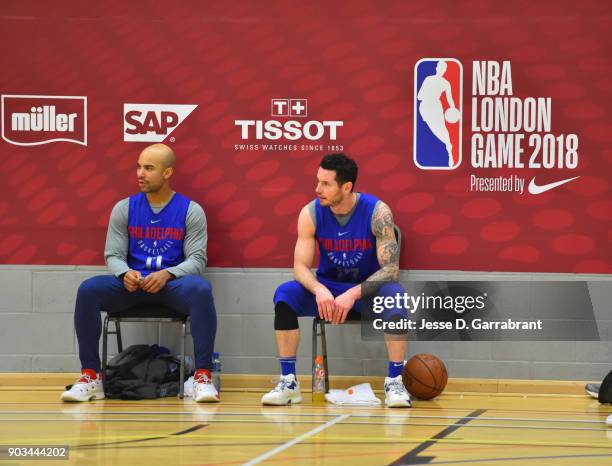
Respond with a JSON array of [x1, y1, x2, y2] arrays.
[[414, 58, 463, 170]]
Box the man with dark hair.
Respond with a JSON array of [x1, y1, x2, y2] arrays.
[[320, 153, 358, 187], [262, 153, 411, 407], [61, 143, 219, 403]]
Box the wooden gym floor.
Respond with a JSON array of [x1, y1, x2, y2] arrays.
[[1, 375, 611, 466]]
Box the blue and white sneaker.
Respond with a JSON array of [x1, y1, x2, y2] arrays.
[[384, 375, 412, 408], [261, 374, 302, 406]]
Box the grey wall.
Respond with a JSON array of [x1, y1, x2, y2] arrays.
[[0, 265, 610, 381]]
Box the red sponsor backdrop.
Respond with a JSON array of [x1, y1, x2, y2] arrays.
[[0, 0, 610, 273]]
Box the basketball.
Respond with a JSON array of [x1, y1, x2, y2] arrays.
[[402, 354, 448, 400], [444, 107, 461, 123]]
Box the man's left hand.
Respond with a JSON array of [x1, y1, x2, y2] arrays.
[[140, 270, 172, 294], [333, 289, 358, 324]]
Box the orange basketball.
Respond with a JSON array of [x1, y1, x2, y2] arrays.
[[402, 353, 448, 400]]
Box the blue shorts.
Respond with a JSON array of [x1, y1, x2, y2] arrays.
[[273, 277, 408, 321]]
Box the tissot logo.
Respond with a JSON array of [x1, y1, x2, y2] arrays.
[[1, 95, 87, 146], [235, 98, 343, 141], [123, 104, 197, 142], [271, 99, 308, 117]]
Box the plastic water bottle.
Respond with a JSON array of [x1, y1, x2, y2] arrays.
[[184, 355, 194, 375], [312, 355, 326, 404], [212, 352, 221, 392]]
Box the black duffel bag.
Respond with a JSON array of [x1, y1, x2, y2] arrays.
[[103, 344, 183, 400]]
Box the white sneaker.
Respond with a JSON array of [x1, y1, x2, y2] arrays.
[[61, 372, 105, 402], [261, 374, 302, 406], [384, 375, 411, 408], [193, 372, 220, 403]]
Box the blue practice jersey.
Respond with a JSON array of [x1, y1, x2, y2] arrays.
[[315, 193, 379, 283], [127, 192, 190, 276]]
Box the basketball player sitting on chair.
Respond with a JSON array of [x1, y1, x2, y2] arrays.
[[262, 153, 411, 407], [61, 143, 219, 403]]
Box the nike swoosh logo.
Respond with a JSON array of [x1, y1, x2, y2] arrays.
[[338, 232, 348, 237], [150, 219, 161, 224], [528, 176, 580, 195]]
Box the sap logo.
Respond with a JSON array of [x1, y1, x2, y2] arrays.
[[413, 58, 463, 170], [236, 98, 342, 141], [124, 104, 197, 142], [1, 94, 87, 146]]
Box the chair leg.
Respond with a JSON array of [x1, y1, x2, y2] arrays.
[[115, 321, 123, 353], [179, 320, 186, 399], [102, 315, 110, 379], [319, 320, 330, 392]]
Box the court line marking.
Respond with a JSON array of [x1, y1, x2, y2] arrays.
[[2, 433, 612, 450], [1, 401, 608, 416], [390, 408, 487, 465], [242, 414, 349, 466], [47, 443, 612, 465], [427, 452, 612, 464], [0, 410, 606, 423], [0, 417, 608, 432], [74, 424, 206, 449]]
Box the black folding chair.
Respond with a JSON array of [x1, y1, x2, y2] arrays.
[[101, 305, 189, 399]]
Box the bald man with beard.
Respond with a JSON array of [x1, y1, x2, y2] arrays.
[[61, 144, 220, 403]]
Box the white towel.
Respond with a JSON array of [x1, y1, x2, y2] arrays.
[[324, 383, 381, 406]]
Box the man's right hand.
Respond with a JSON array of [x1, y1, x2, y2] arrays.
[[123, 270, 142, 292], [314, 284, 335, 322]]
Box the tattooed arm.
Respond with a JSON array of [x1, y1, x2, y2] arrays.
[[332, 201, 400, 323], [362, 201, 400, 294]]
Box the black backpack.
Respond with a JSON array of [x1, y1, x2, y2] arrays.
[[599, 370, 612, 404], [103, 344, 184, 400]]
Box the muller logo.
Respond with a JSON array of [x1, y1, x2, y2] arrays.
[[1, 95, 87, 146], [414, 59, 463, 170]]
